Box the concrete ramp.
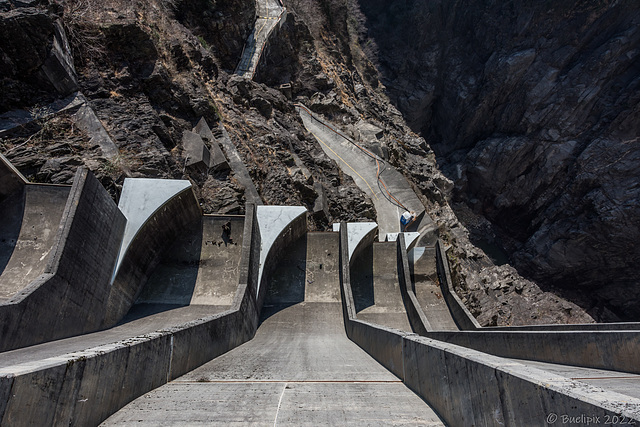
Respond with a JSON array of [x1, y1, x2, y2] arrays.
[[0, 185, 70, 300], [351, 241, 413, 332], [101, 232, 444, 425], [135, 215, 244, 309], [0, 166, 126, 352], [411, 247, 459, 331]]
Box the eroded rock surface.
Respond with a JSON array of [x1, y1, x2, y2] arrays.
[[358, 0, 640, 320]]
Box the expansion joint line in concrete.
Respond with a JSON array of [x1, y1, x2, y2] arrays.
[[273, 382, 287, 427]]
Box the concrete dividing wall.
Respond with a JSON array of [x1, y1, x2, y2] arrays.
[[255, 207, 307, 313], [337, 223, 640, 426], [103, 187, 201, 327], [424, 330, 640, 374], [0, 153, 26, 200], [403, 335, 640, 426], [0, 204, 262, 426], [435, 239, 481, 330], [484, 322, 640, 331], [0, 169, 125, 352], [396, 234, 432, 334]]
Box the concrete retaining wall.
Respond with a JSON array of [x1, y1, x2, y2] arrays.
[[103, 187, 201, 327], [0, 204, 262, 426], [435, 239, 480, 330], [0, 169, 125, 352], [424, 330, 640, 374], [0, 153, 26, 200], [396, 233, 432, 334], [337, 223, 640, 425]]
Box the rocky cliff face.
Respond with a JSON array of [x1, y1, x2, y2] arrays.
[[2, 0, 633, 325], [357, 0, 640, 321]]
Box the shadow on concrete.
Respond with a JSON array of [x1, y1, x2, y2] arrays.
[[350, 243, 375, 313], [0, 191, 24, 278], [117, 303, 189, 324], [259, 234, 307, 323], [0, 185, 70, 301], [133, 219, 203, 307]]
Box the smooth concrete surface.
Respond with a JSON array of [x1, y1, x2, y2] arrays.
[[425, 329, 640, 374], [484, 323, 640, 331], [0, 304, 223, 369], [0, 153, 27, 200], [385, 231, 420, 249], [114, 178, 193, 279], [182, 130, 211, 171], [135, 216, 244, 306], [298, 105, 430, 239], [0, 169, 126, 352], [102, 232, 444, 426], [412, 246, 459, 331], [396, 234, 433, 334], [102, 381, 443, 426], [517, 360, 640, 399], [332, 221, 377, 261], [105, 184, 201, 327], [235, 0, 284, 79], [403, 335, 640, 426], [256, 205, 307, 296], [337, 224, 640, 426], [0, 185, 69, 300], [351, 241, 412, 332], [0, 206, 260, 426], [72, 102, 120, 159], [193, 118, 228, 171]]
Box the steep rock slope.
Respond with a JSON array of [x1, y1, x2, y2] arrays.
[[0, 0, 602, 325], [0, 0, 375, 229], [358, 0, 640, 320]]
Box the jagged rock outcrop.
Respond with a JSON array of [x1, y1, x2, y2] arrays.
[[0, 0, 376, 230], [3, 0, 632, 325], [357, 0, 640, 320], [172, 0, 255, 71], [0, 0, 77, 112]]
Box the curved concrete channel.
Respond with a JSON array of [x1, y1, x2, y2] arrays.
[[0, 214, 245, 369], [1, 155, 639, 424], [351, 241, 413, 331], [0, 185, 70, 301], [101, 232, 445, 425]]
